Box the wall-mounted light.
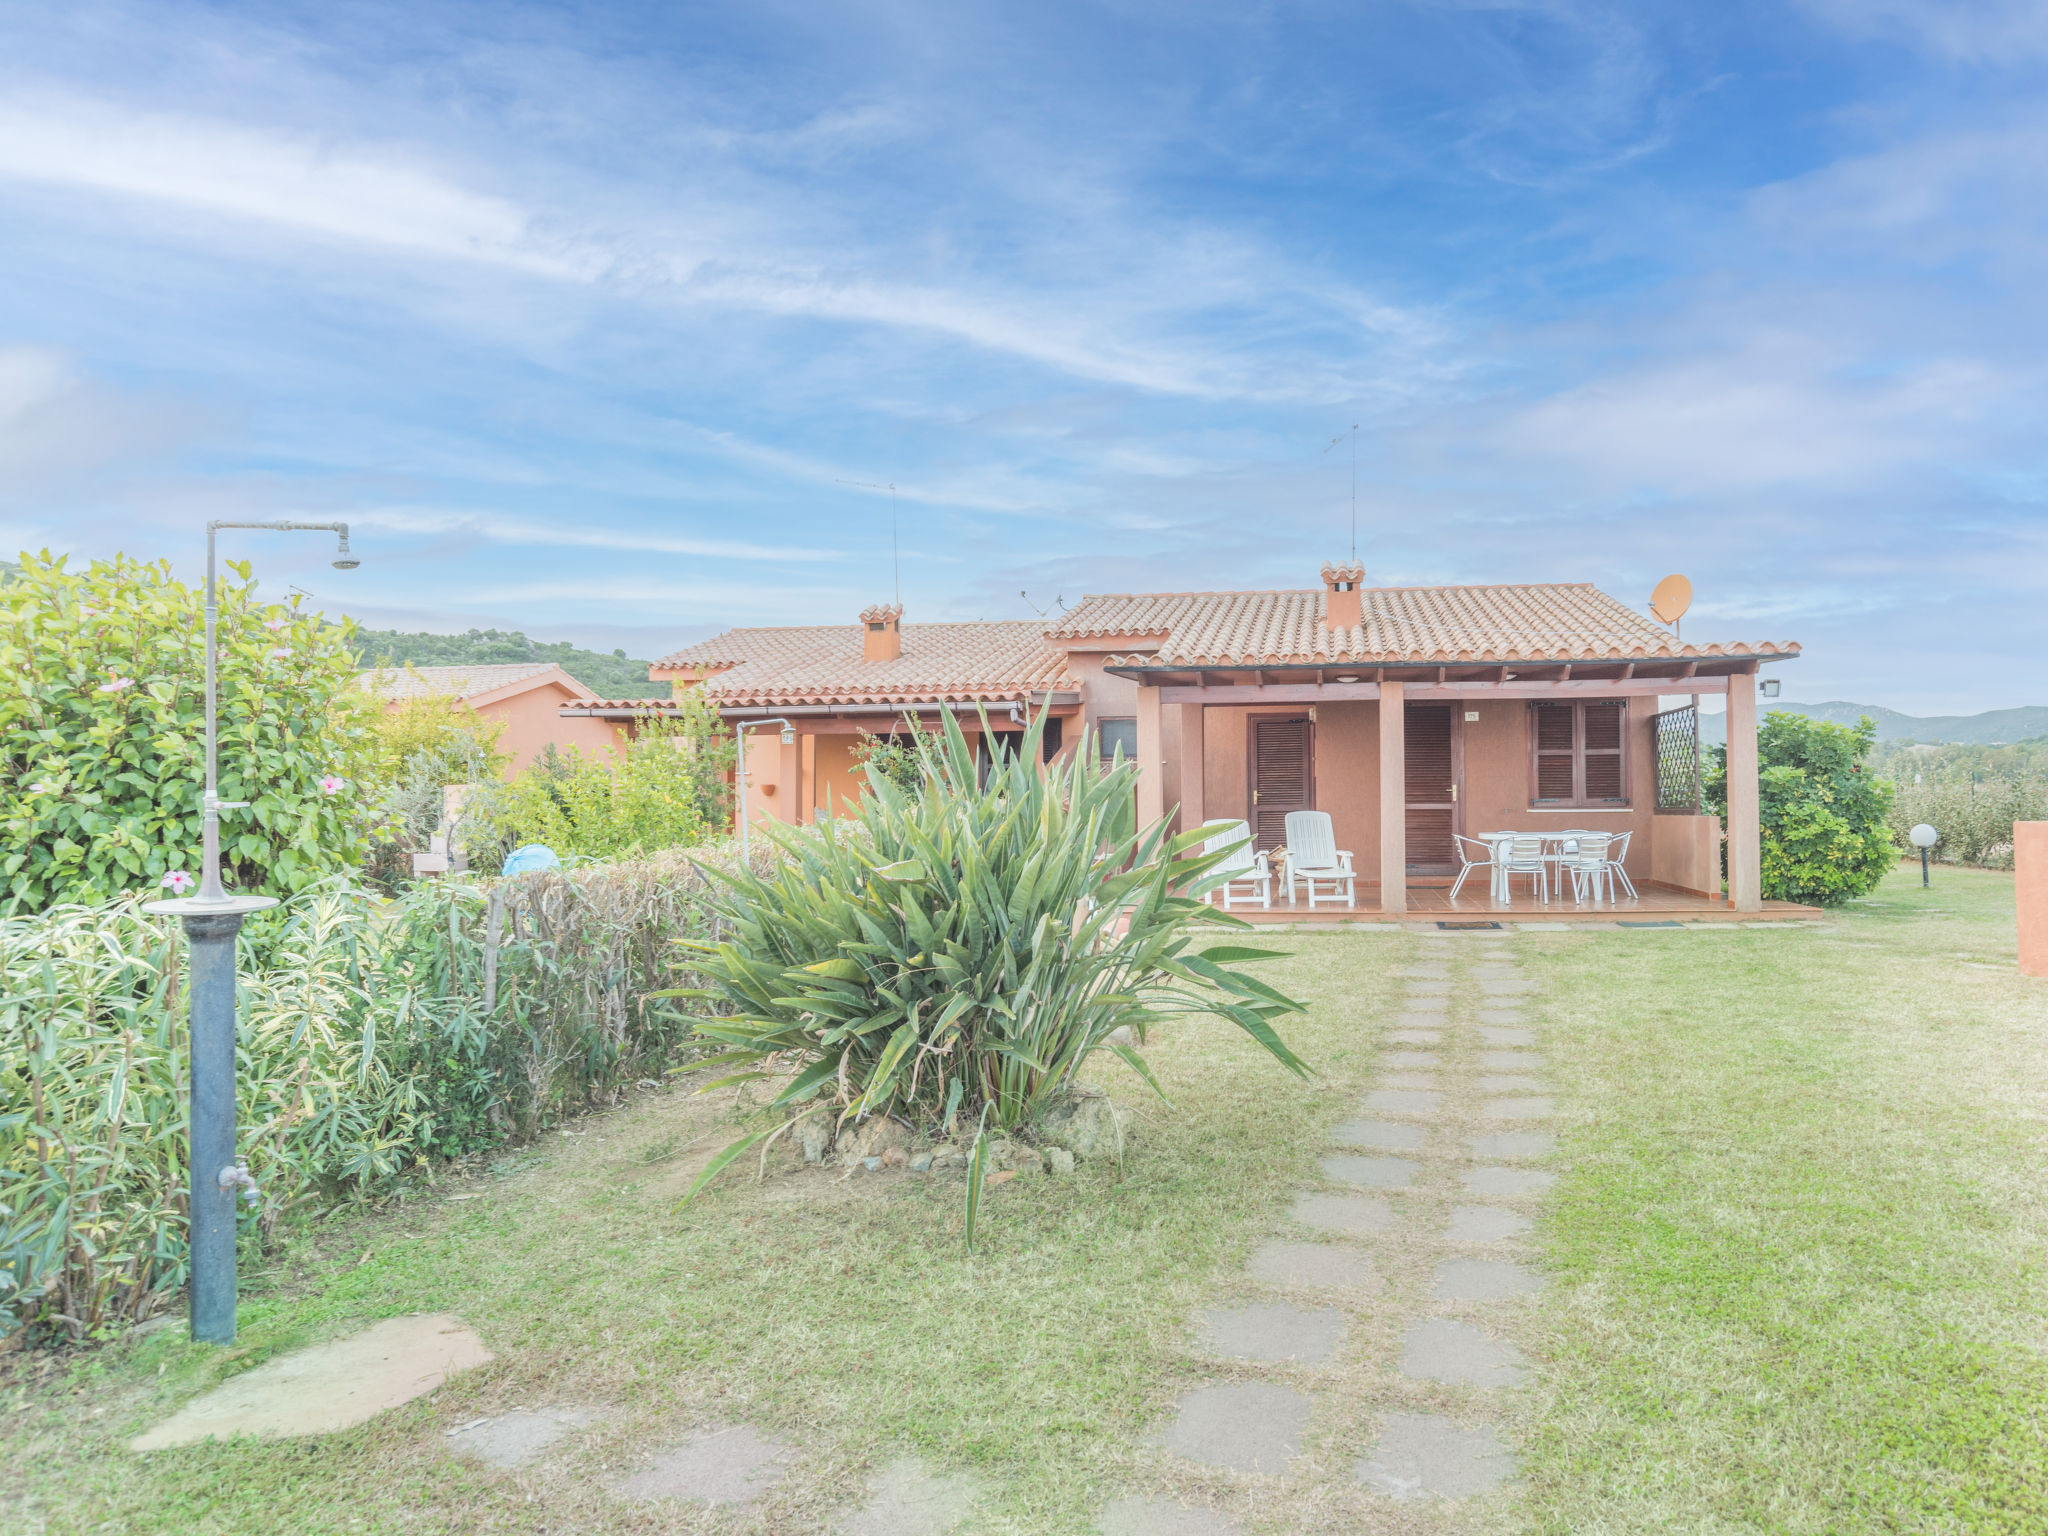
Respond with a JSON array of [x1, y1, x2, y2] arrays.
[[1335, 674, 1359, 684], [1760, 679, 1781, 698]]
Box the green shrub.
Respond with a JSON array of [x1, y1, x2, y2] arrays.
[[0, 852, 732, 1340], [1884, 776, 2048, 868], [1707, 711, 1896, 905], [675, 710, 1308, 1235], [0, 551, 374, 910], [460, 699, 734, 870]]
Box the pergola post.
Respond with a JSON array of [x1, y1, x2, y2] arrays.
[[1135, 685, 1165, 830], [1175, 702, 1205, 833], [1726, 670, 1762, 911], [1379, 682, 1407, 914]]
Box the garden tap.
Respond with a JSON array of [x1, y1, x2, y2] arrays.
[[218, 1156, 261, 1206]]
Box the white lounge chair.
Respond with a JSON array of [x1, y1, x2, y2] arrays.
[[1282, 810, 1355, 908], [1449, 834, 1495, 903], [1201, 820, 1272, 910]]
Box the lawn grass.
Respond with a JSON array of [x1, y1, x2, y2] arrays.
[[8, 865, 2048, 1534]]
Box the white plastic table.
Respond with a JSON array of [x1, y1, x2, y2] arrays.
[[1477, 830, 1602, 903]]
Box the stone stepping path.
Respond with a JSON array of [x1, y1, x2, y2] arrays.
[[837, 1457, 981, 1535], [1150, 1382, 1310, 1474], [1122, 933, 1556, 1526], [617, 1423, 793, 1506], [1202, 1302, 1347, 1363], [447, 1405, 603, 1468]]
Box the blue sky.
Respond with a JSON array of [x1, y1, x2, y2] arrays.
[[0, 0, 2043, 711]]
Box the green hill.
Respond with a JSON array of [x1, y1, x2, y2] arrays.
[[347, 627, 669, 699]]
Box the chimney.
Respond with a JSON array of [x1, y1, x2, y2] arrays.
[[861, 603, 903, 662], [1321, 563, 1364, 631]]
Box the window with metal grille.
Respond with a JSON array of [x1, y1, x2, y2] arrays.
[[1097, 717, 1137, 764], [1529, 701, 1630, 807]]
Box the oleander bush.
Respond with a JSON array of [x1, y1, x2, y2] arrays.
[[675, 710, 1308, 1239], [0, 850, 743, 1341], [1708, 711, 1896, 905], [0, 551, 375, 911]]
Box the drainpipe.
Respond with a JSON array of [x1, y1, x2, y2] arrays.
[[736, 718, 796, 865]]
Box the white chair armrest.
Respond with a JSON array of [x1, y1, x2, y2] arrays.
[[1253, 851, 1271, 875], [1336, 850, 1354, 873]]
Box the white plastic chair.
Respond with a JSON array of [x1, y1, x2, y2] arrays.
[[1562, 834, 1616, 904], [1605, 830, 1638, 900], [1282, 810, 1355, 908], [1449, 834, 1494, 903], [1500, 834, 1549, 904], [1202, 820, 1272, 910]]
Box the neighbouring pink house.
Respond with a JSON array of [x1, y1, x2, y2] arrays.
[[359, 663, 629, 774], [561, 568, 1804, 920]]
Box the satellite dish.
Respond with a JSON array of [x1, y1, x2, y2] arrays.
[[1650, 573, 1692, 627]]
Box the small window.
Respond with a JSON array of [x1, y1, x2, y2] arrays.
[[1098, 717, 1138, 764], [1529, 702, 1629, 807], [1040, 716, 1065, 763]]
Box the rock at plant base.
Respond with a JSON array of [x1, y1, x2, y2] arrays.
[[129, 1314, 493, 1450], [617, 1423, 793, 1505], [842, 1117, 913, 1168], [446, 1405, 602, 1468], [1100, 1495, 1244, 1534], [910, 1153, 935, 1173], [837, 1456, 981, 1535], [1046, 1147, 1077, 1175], [796, 1116, 835, 1164], [930, 1148, 965, 1171], [994, 1141, 1045, 1174], [1040, 1092, 1130, 1160], [882, 1146, 910, 1169], [1151, 1382, 1310, 1475], [1355, 1412, 1516, 1499]]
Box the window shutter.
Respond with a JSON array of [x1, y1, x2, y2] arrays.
[[1532, 703, 1576, 802], [1583, 702, 1626, 801]]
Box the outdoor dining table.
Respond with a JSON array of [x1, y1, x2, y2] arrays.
[[1476, 829, 1606, 904]]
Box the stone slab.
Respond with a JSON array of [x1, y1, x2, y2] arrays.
[[1362, 1089, 1440, 1117], [1152, 1383, 1310, 1475], [1477, 1074, 1544, 1093], [447, 1405, 601, 1468], [129, 1314, 494, 1450], [1406, 979, 1452, 995], [1471, 964, 1520, 978], [1481, 1051, 1546, 1071], [618, 1423, 793, 1505], [1446, 1205, 1531, 1243], [1101, 1496, 1244, 1535], [1322, 1154, 1418, 1189], [1246, 1241, 1378, 1289], [1201, 1302, 1346, 1364], [1395, 1010, 1448, 1029], [1475, 1010, 1527, 1027], [1461, 1166, 1555, 1198], [1479, 979, 1534, 995], [1355, 1412, 1517, 1500], [1383, 1050, 1440, 1068], [1332, 1119, 1424, 1151], [1402, 966, 1451, 979], [1399, 1319, 1526, 1387], [1432, 1259, 1546, 1300], [1380, 1072, 1438, 1090], [839, 1457, 980, 1536], [1291, 1192, 1393, 1234], [1386, 1029, 1442, 1045], [1477, 1027, 1536, 1046], [1470, 1132, 1556, 1160], [1483, 1096, 1554, 1120]]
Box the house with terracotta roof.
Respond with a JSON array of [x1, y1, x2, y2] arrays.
[[560, 567, 1799, 917], [358, 662, 628, 774]]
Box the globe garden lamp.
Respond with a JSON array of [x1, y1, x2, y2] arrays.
[[141, 520, 359, 1344], [1909, 823, 1938, 888]]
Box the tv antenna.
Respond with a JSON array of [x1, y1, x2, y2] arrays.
[[1324, 423, 1360, 562], [836, 478, 900, 605], [1019, 590, 1066, 617]]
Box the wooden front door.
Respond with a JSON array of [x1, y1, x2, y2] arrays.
[[1404, 702, 1460, 874], [1250, 716, 1313, 851]]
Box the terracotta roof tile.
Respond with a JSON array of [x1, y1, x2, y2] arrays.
[[357, 662, 585, 701], [653, 620, 1073, 707], [1052, 584, 1798, 665]]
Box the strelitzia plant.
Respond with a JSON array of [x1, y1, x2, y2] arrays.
[[669, 706, 1310, 1246]]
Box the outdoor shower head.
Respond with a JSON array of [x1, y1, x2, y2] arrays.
[[331, 528, 359, 570]]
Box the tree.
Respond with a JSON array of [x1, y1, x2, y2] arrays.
[[1706, 711, 1896, 906], [0, 551, 374, 909]]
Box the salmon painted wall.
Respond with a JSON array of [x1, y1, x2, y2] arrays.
[[385, 681, 625, 776], [1456, 699, 1655, 876], [1196, 702, 1382, 873]]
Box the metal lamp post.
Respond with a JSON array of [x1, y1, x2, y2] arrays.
[[141, 520, 359, 1343], [735, 717, 796, 863], [1910, 823, 1938, 887]]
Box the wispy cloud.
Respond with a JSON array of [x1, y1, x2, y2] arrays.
[[348, 506, 842, 562]]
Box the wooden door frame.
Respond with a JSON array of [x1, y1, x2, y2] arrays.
[[1246, 711, 1316, 837], [1404, 700, 1466, 877]]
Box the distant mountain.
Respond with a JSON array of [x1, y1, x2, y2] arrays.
[[1697, 701, 2048, 747], [348, 627, 670, 700]]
